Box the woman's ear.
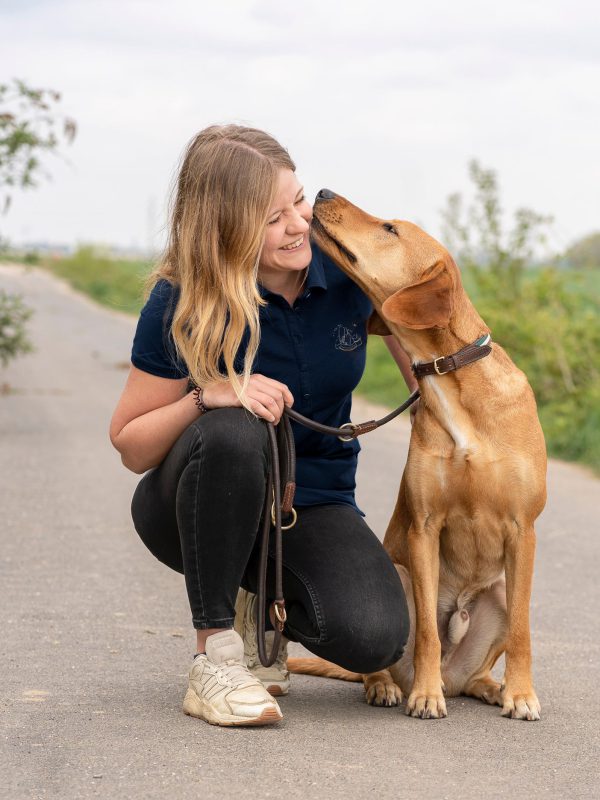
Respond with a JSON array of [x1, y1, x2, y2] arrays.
[[381, 260, 454, 330], [367, 309, 392, 336]]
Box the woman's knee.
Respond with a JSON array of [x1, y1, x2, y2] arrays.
[[284, 570, 409, 673], [188, 406, 269, 466], [308, 569, 410, 673], [327, 601, 409, 674]]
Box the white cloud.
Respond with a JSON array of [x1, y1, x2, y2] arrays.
[[1, 0, 598, 252]]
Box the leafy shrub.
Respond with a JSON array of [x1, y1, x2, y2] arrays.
[[472, 268, 600, 468], [0, 289, 34, 367]]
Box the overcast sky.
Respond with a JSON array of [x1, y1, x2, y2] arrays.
[[1, 0, 599, 254]]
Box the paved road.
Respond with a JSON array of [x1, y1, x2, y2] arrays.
[[1, 263, 598, 800]]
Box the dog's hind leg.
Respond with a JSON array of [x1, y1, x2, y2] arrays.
[[441, 577, 507, 701], [464, 672, 503, 707], [363, 670, 403, 707], [363, 564, 413, 706]]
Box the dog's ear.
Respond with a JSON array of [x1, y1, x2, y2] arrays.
[[367, 309, 392, 336], [381, 260, 453, 330]]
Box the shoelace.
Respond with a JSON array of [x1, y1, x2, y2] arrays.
[[212, 658, 260, 688]]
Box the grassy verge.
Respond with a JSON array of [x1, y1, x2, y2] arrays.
[[11, 247, 151, 315], [14, 246, 599, 474]]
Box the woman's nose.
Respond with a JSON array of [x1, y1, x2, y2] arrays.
[[289, 206, 311, 231]]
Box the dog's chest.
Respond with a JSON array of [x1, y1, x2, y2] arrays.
[[439, 514, 506, 586]]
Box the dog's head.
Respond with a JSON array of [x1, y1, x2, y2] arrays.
[[311, 190, 460, 333]]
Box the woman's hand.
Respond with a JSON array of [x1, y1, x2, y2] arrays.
[[202, 374, 294, 424]]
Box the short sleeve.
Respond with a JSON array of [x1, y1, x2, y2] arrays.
[[131, 279, 188, 379]]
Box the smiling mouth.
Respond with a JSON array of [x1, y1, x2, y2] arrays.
[[311, 217, 357, 263], [280, 235, 304, 251]]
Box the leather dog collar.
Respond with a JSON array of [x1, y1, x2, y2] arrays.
[[412, 334, 492, 379]]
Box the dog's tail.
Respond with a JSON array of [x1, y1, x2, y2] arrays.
[[287, 656, 362, 682]]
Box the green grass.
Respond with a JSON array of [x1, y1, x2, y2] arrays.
[[357, 336, 408, 408], [39, 247, 151, 315], [19, 246, 600, 474]]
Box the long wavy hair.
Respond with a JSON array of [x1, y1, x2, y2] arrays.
[[145, 124, 295, 410]]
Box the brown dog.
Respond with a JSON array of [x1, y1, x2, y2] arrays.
[[288, 191, 546, 721]]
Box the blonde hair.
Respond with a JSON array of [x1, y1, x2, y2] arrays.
[[146, 124, 295, 410]]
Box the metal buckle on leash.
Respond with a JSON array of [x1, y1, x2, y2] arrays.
[[433, 357, 450, 375], [338, 422, 358, 442], [273, 601, 287, 625], [271, 498, 297, 529]]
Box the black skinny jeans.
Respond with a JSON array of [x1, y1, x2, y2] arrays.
[[131, 407, 409, 673]]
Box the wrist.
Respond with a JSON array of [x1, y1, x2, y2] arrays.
[[192, 385, 210, 414]]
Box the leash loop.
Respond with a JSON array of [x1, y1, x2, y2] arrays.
[[254, 388, 420, 667]]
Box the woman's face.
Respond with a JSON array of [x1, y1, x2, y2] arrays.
[[258, 168, 313, 275]]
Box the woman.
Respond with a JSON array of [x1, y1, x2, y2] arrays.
[[109, 124, 415, 727]]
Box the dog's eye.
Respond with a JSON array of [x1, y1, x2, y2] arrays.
[[383, 223, 398, 236]]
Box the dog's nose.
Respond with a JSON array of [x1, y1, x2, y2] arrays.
[[316, 188, 336, 200]]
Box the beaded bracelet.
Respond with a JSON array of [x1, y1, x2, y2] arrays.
[[192, 385, 209, 414]]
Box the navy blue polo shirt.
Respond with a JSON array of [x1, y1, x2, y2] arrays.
[[131, 243, 373, 515]]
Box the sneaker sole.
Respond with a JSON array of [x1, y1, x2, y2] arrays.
[[182, 689, 283, 727], [265, 683, 289, 697]]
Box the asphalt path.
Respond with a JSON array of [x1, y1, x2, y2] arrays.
[[1, 263, 598, 800]]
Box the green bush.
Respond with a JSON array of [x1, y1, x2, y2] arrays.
[[471, 268, 600, 469], [0, 289, 34, 367]]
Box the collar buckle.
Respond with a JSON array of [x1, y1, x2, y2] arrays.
[[433, 357, 450, 375]]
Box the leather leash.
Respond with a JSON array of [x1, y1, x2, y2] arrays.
[[256, 333, 493, 667], [256, 389, 420, 667]]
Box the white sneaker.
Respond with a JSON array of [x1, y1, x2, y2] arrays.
[[182, 629, 283, 727], [234, 588, 290, 696]]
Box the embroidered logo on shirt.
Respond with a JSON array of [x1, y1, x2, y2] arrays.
[[333, 323, 363, 351]]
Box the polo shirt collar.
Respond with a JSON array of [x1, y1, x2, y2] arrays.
[[257, 242, 328, 299]]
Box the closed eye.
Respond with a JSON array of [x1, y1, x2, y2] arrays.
[[383, 223, 398, 236], [268, 194, 307, 225]]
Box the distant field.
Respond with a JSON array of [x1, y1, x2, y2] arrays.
[[463, 266, 600, 309], [31, 247, 151, 315], [11, 247, 599, 473]]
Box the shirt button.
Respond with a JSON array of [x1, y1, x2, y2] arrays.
[[303, 393, 310, 399]]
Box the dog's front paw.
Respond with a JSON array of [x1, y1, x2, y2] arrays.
[[406, 687, 447, 719], [501, 686, 541, 721], [365, 680, 402, 707]]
